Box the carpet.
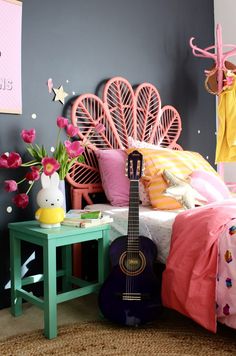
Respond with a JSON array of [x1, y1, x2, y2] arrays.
[[1, 310, 236, 355]]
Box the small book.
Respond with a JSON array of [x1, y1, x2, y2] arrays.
[[79, 215, 113, 228], [62, 209, 113, 228], [63, 209, 101, 220]]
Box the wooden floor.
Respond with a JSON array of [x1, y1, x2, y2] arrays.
[[0, 294, 100, 339]]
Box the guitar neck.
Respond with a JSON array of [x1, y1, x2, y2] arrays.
[[127, 180, 139, 252]]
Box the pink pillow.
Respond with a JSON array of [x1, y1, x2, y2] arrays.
[[190, 170, 231, 204], [95, 149, 129, 206]]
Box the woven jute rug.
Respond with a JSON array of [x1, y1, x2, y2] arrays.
[[1, 310, 236, 355]]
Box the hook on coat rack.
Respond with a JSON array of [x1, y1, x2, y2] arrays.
[[190, 24, 236, 95]]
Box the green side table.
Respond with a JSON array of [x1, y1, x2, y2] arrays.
[[8, 220, 110, 339]]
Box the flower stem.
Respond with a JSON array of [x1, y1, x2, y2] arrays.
[[17, 178, 26, 184], [67, 157, 77, 171], [21, 161, 41, 167], [26, 181, 35, 195], [56, 128, 61, 150]]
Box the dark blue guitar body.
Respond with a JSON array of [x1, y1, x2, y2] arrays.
[[98, 234, 162, 326], [98, 151, 162, 326]]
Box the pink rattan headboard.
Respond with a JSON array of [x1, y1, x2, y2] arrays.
[[66, 76, 182, 208]]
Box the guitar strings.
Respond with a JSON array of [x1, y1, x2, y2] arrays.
[[126, 180, 140, 299]]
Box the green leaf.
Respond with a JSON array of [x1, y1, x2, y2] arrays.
[[26, 146, 35, 158], [41, 145, 48, 157], [78, 155, 85, 163]]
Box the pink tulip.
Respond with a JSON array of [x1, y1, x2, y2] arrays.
[[57, 116, 68, 128], [4, 180, 18, 192], [0, 153, 10, 168], [0, 152, 22, 168], [42, 157, 60, 176], [25, 167, 40, 181], [12, 193, 29, 209], [21, 129, 36, 144], [94, 123, 105, 134], [7, 152, 22, 168], [64, 140, 84, 158], [66, 124, 79, 137]]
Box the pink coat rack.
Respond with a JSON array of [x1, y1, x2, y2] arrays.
[[190, 24, 236, 179]]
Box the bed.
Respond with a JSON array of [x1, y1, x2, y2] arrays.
[[66, 76, 236, 332]]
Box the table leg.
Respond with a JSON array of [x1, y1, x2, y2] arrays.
[[43, 240, 57, 339], [61, 245, 72, 292], [10, 232, 22, 317], [98, 229, 110, 285]]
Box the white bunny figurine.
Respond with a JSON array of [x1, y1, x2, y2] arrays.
[[35, 172, 65, 228]]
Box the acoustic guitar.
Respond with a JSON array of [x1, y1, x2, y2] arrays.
[[98, 150, 162, 326]]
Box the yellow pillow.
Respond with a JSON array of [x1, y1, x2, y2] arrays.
[[126, 148, 217, 210], [145, 173, 182, 209]]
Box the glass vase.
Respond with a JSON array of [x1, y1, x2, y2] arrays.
[[59, 179, 67, 212]]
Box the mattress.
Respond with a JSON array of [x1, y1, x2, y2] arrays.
[[85, 204, 182, 264]]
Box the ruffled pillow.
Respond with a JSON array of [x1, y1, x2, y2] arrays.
[[128, 136, 163, 150], [139, 181, 151, 206]]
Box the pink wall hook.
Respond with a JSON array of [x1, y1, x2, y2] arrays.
[[190, 24, 236, 178], [190, 24, 236, 94]]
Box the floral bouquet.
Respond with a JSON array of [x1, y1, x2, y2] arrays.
[[0, 117, 87, 209]]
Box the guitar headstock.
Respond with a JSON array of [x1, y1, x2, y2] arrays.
[[127, 150, 143, 180]]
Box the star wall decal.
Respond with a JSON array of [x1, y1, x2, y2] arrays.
[[52, 85, 68, 104], [162, 169, 207, 209]]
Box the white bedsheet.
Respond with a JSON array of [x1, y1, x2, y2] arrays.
[[85, 204, 182, 264]]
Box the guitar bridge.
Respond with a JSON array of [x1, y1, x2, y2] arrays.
[[122, 293, 142, 301]]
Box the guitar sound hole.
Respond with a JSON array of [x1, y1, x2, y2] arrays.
[[119, 251, 146, 276], [125, 256, 141, 271]]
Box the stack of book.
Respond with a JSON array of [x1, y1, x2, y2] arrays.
[[62, 209, 113, 228]]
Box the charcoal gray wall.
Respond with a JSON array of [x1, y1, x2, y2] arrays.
[[0, 0, 215, 308]]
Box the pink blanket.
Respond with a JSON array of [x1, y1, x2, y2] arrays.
[[162, 199, 236, 332]]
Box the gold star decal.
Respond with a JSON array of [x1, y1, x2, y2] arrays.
[[52, 85, 68, 104]]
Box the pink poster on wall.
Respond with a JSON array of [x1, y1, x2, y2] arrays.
[[0, 0, 22, 114]]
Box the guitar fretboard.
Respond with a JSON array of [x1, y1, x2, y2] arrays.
[[127, 180, 139, 253]]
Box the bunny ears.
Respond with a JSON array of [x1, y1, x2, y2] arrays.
[[41, 172, 60, 189]]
